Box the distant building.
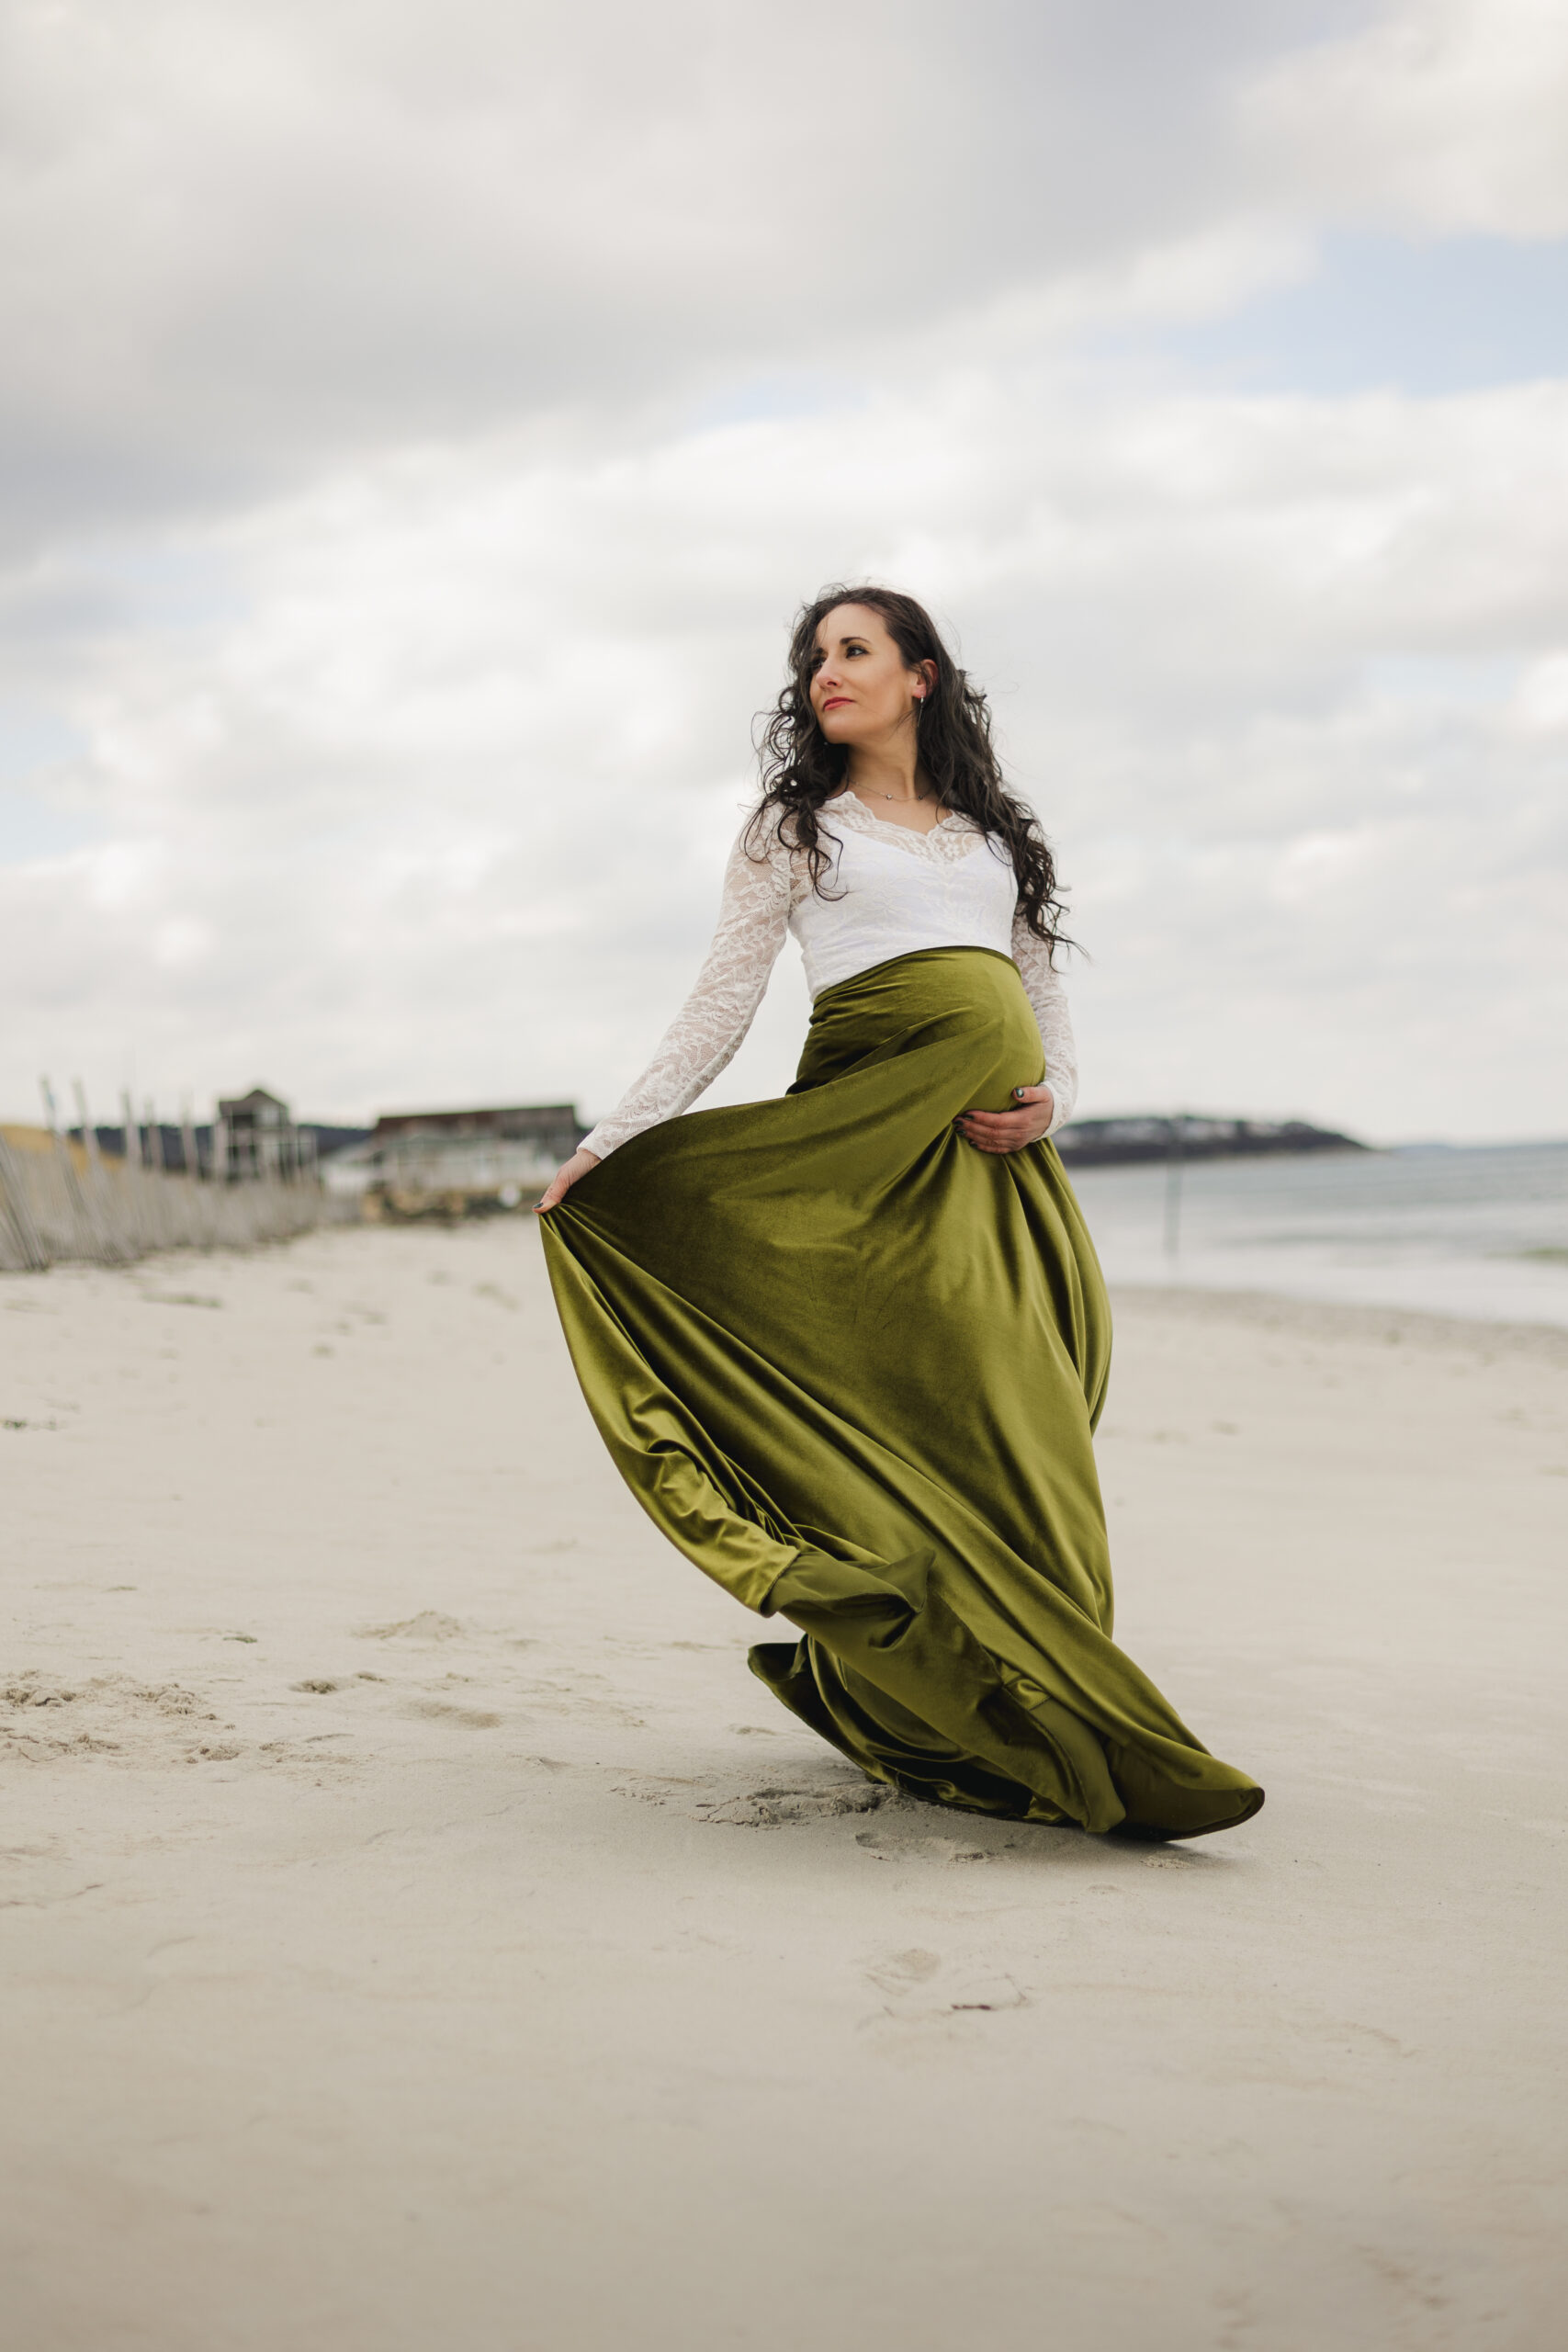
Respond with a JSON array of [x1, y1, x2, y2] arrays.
[[321, 1102, 586, 1212], [216, 1088, 313, 1181]]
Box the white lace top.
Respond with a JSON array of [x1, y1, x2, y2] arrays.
[[581, 790, 1078, 1160]]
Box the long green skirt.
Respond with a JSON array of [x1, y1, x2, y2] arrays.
[[541, 946, 1262, 1839]]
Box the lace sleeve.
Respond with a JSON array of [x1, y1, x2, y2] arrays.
[[580, 825, 793, 1159], [1010, 912, 1078, 1136]]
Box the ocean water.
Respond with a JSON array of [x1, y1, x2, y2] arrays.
[[1066, 1140, 1568, 1329]]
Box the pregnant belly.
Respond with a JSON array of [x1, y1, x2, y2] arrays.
[[790, 945, 1043, 1112]]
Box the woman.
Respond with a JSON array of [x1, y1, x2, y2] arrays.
[[536, 586, 1262, 1840]]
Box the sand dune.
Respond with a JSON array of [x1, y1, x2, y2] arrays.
[[3, 1221, 1565, 2350]]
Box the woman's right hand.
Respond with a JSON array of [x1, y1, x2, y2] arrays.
[[535, 1148, 601, 1214]]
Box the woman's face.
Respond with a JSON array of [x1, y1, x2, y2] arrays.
[[807, 604, 932, 745]]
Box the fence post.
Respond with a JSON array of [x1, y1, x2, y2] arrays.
[[179, 1098, 200, 1182], [145, 1096, 175, 1250], [118, 1086, 148, 1257], [40, 1077, 103, 1262], [73, 1079, 133, 1264], [179, 1092, 211, 1244], [0, 1125, 51, 1271]]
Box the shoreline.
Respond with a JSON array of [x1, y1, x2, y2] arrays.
[[11, 1232, 1567, 1351], [1109, 1277, 1568, 1366]]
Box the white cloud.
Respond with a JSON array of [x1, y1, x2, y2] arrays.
[[0, 0, 1346, 544], [1248, 0, 1568, 235], [1509, 651, 1568, 732], [2, 2, 1566, 1145], [5, 358, 1565, 1140]]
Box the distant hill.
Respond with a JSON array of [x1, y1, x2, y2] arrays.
[[1055, 1115, 1365, 1168]]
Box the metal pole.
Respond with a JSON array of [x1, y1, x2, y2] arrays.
[[1163, 1114, 1185, 1261]]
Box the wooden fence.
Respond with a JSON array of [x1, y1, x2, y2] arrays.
[[0, 1109, 351, 1273]]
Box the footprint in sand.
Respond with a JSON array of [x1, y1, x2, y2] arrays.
[[865, 1949, 1026, 2014], [854, 1823, 989, 1863], [400, 1699, 502, 1728], [946, 1975, 1027, 2012], [867, 1948, 942, 1991], [702, 1781, 892, 1826], [357, 1611, 466, 1642]]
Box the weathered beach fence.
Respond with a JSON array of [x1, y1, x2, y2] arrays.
[[0, 1080, 350, 1273]]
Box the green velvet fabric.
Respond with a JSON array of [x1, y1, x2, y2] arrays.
[[541, 945, 1262, 1840]]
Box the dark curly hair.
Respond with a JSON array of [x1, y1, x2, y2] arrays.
[[746, 582, 1069, 952]]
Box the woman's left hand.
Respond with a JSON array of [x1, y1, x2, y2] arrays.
[[956, 1083, 1055, 1154]]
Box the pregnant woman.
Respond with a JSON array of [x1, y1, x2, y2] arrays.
[[537, 585, 1261, 1840]]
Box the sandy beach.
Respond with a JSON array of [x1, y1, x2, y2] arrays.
[[4, 1218, 1565, 2352]]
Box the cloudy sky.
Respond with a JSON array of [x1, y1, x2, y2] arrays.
[[3, 0, 1566, 1143]]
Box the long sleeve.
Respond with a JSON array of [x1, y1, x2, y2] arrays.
[[580, 826, 792, 1160], [1010, 912, 1078, 1136]]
